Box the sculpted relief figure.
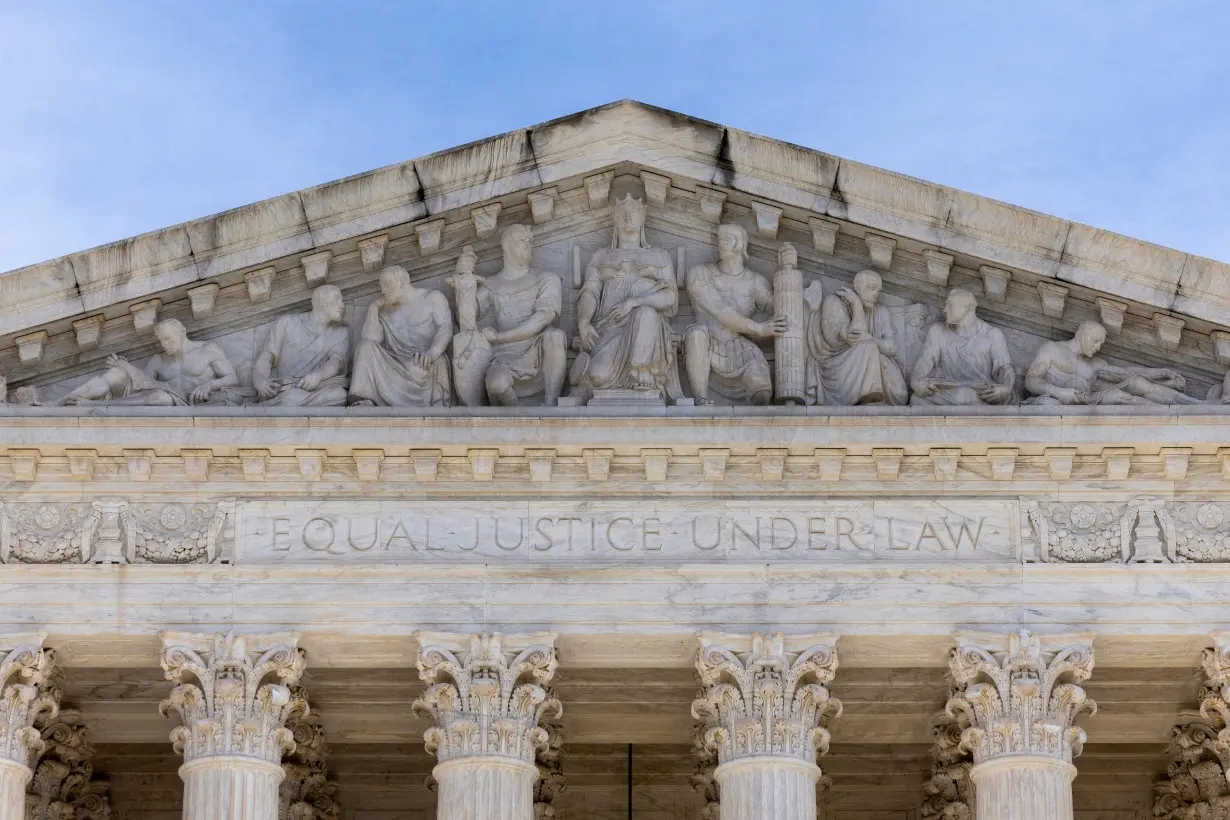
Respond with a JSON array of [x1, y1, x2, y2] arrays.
[[683, 223, 787, 405], [449, 226, 566, 406], [348, 265, 452, 407], [62, 318, 239, 406], [252, 285, 349, 407], [910, 289, 1015, 406], [570, 194, 683, 402], [1025, 321, 1201, 405], [808, 269, 909, 406]]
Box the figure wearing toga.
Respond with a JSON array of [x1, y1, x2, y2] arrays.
[[348, 266, 453, 407], [252, 284, 350, 407], [1025, 321, 1200, 405], [910, 289, 1015, 406], [569, 194, 682, 402], [808, 269, 909, 406], [449, 225, 567, 406], [683, 223, 788, 405], [61, 318, 239, 406]]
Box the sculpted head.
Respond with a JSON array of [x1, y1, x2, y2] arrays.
[[501, 224, 534, 268], [612, 194, 648, 248], [852, 270, 883, 307], [154, 318, 188, 356], [1075, 321, 1107, 358], [378, 266, 412, 303], [944, 289, 978, 327], [311, 285, 345, 324], [716, 224, 749, 264]]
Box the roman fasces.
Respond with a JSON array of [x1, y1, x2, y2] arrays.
[[49, 211, 1217, 409]]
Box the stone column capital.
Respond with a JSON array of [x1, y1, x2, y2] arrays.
[[159, 630, 307, 766], [946, 629, 1096, 765], [413, 631, 561, 765], [0, 634, 57, 769], [691, 631, 842, 767]]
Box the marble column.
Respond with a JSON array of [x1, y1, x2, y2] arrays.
[[1153, 633, 1230, 816], [946, 630, 1095, 820], [413, 631, 561, 820], [0, 636, 57, 820], [691, 632, 842, 820], [160, 631, 307, 820]]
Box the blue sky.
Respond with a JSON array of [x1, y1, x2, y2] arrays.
[[2, 1, 1228, 272]]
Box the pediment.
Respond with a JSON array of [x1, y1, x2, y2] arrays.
[[3, 99, 1229, 406]]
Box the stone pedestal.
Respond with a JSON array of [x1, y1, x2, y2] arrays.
[[692, 632, 841, 820], [947, 630, 1095, 820], [413, 631, 561, 820], [160, 631, 307, 820]]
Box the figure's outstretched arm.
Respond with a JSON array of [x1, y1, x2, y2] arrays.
[[687, 267, 762, 337]]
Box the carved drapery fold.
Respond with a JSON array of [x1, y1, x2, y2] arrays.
[[160, 631, 307, 765], [26, 709, 111, 820], [946, 630, 1095, 820], [413, 632, 560, 820], [691, 632, 841, 820], [279, 687, 339, 820]]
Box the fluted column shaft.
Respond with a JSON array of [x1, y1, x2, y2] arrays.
[[714, 757, 819, 820], [947, 630, 1095, 820], [180, 758, 284, 820], [0, 759, 29, 820], [434, 757, 538, 820], [692, 632, 841, 820], [971, 757, 1075, 820], [413, 631, 561, 820], [160, 631, 307, 820]]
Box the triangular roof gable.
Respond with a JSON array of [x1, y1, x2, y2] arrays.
[[2, 99, 1228, 384]]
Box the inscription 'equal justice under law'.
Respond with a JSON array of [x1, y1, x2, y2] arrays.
[[240, 500, 1018, 562]]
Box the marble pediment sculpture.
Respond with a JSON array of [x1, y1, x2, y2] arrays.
[[61, 318, 240, 406], [683, 223, 787, 405], [349, 265, 453, 407], [2, 100, 1229, 413], [449, 224, 566, 407], [252, 284, 349, 407], [569, 194, 683, 404], [910, 289, 1016, 407]]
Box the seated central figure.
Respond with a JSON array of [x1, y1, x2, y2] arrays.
[[809, 269, 909, 406], [911, 289, 1015, 406], [569, 194, 682, 402], [349, 265, 453, 407], [683, 223, 787, 405]]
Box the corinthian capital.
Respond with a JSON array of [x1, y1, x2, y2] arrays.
[[159, 631, 307, 764], [412, 631, 561, 764], [946, 630, 1095, 764], [0, 635, 58, 767], [691, 632, 842, 765]]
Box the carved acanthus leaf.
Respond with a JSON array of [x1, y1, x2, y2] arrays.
[[279, 686, 339, 820], [691, 632, 842, 766], [0, 641, 58, 766], [26, 709, 111, 820], [159, 631, 307, 764], [945, 630, 1095, 764], [533, 721, 566, 820], [920, 708, 973, 820], [412, 632, 561, 764]]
